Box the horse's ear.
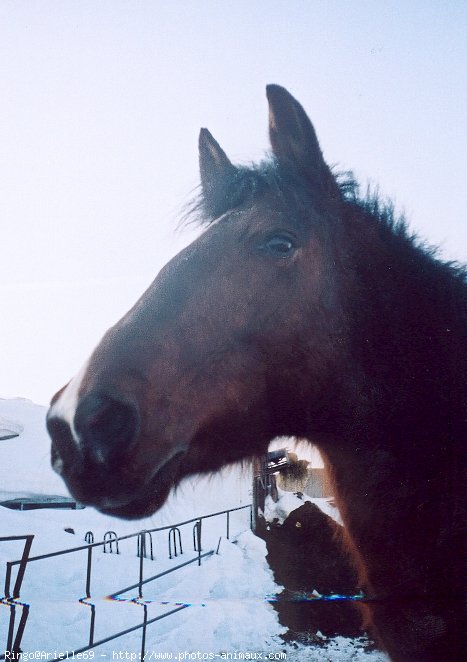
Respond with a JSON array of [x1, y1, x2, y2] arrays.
[[199, 128, 238, 217], [266, 85, 335, 193]]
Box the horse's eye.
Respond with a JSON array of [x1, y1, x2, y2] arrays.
[[260, 235, 296, 258]]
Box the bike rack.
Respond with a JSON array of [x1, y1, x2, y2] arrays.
[[168, 527, 182, 559], [103, 531, 119, 554], [137, 530, 154, 561]]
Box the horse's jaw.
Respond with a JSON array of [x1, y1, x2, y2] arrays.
[[54, 447, 186, 520], [96, 450, 186, 520]]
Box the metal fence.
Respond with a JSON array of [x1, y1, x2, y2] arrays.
[[0, 504, 253, 657]]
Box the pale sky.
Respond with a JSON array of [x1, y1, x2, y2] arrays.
[[1, 1, 466, 405]]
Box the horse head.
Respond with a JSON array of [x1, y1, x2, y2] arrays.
[[47, 86, 348, 519]]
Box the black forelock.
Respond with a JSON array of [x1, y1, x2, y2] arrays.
[[182, 158, 283, 228]]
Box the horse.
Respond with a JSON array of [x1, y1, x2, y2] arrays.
[[46, 85, 466, 661]]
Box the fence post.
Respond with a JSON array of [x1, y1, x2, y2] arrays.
[[11, 603, 29, 655], [3, 601, 28, 656], [192, 520, 202, 566], [137, 532, 144, 559], [4, 563, 12, 600], [88, 603, 96, 646], [3, 535, 34, 600], [138, 532, 146, 599], [140, 602, 148, 659], [85, 545, 93, 599], [13, 535, 33, 600], [5, 603, 15, 654], [226, 511, 230, 540]]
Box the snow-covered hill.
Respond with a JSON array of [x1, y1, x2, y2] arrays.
[[0, 398, 67, 499], [0, 398, 387, 660]]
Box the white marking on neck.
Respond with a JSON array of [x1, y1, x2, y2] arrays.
[[50, 359, 90, 447]]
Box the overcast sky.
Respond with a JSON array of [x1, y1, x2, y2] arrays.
[[1, 1, 466, 405]]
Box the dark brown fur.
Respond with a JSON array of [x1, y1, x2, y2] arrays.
[[47, 86, 466, 661]]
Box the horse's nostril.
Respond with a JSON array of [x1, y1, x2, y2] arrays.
[[75, 393, 139, 466]]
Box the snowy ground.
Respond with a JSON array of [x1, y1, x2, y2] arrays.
[[0, 399, 387, 660]]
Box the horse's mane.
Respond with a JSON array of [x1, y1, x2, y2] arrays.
[[341, 176, 466, 282], [183, 157, 466, 287]]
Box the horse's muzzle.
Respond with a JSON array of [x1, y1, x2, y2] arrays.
[[46, 391, 142, 503], [48, 392, 139, 464]]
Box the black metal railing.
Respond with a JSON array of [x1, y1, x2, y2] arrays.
[[1, 536, 34, 599], [1, 504, 252, 656], [0, 535, 34, 657]]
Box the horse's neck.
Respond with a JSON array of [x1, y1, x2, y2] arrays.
[[346, 228, 464, 429], [313, 232, 463, 560]]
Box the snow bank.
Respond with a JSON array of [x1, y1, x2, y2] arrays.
[[145, 531, 285, 654], [0, 398, 67, 498]]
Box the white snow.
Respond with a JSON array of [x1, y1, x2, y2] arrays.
[[0, 398, 66, 499], [0, 398, 387, 660]]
